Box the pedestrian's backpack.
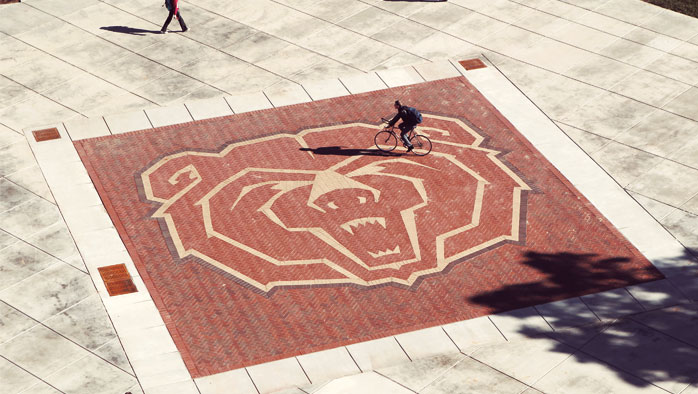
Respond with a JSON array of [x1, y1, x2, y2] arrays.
[[406, 106, 423, 124]]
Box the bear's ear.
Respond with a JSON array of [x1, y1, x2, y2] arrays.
[[142, 156, 202, 204]]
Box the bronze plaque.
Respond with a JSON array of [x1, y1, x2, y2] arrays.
[[32, 127, 61, 142], [459, 58, 487, 70], [98, 264, 138, 296]]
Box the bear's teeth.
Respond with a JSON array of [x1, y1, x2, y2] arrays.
[[368, 246, 400, 258], [340, 217, 386, 234]]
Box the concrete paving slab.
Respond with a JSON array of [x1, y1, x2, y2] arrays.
[[413, 60, 461, 81], [24, 222, 84, 271], [614, 109, 698, 158], [296, 348, 361, 386], [64, 116, 111, 141], [375, 66, 425, 88], [339, 71, 388, 94], [0, 262, 93, 322], [640, 9, 698, 41], [130, 351, 192, 389], [0, 300, 36, 344], [336, 6, 404, 37], [314, 371, 414, 394], [263, 81, 311, 107], [421, 356, 530, 394], [0, 324, 88, 378], [627, 159, 698, 208], [62, 204, 114, 235], [0, 242, 61, 293], [195, 369, 257, 394], [535, 298, 600, 330], [582, 319, 698, 393], [395, 326, 460, 360], [590, 140, 664, 187], [545, 321, 610, 350], [572, 8, 637, 37], [470, 335, 576, 386], [0, 356, 38, 394], [488, 307, 552, 340], [144, 379, 199, 394], [624, 27, 683, 52], [44, 352, 137, 394], [599, 38, 666, 68], [562, 54, 638, 91], [663, 87, 698, 122], [581, 288, 645, 320], [534, 351, 665, 394], [42, 294, 116, 351], [611, 70, 690, 107], [553, 22, 620, 53], [377, 353, 466, 392], [117, 325, 178, 362], [104, 111, 152, 134], [626, 279, 689, 311], [184, 97, 233, 121], [0, 197, 62, 240], [593, 0, 663, 24], [224, 92, 273, 114], [145, 104, 194, 128], [246, 358, 310, 394], [0, 177, 35, 212], [302, 78, 350, 101], [346, 337, 410, 372], [631, 304, 698, 348], [442, 316, 506, 355], [515, 37, 591, 74], [558, 91, 654, 140]]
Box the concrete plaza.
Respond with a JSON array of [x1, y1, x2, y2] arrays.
[[1, 0, 698, 393]]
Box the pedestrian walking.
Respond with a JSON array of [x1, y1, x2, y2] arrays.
[[161, 0, 188, 34]]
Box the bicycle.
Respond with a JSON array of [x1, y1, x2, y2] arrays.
[[374, 117, 432, 156]]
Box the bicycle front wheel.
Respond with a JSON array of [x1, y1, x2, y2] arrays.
[[412, 135, 432, 156], [375, 131, 397, 152]]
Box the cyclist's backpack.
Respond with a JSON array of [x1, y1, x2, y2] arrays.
[[406, 106, 423, 124]]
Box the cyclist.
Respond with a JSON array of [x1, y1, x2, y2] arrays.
[[387, 100, 418, 152]]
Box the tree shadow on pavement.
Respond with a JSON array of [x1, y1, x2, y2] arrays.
[[299, 146, 403, 157], [470, 251, 660, 311], [470, 250, 698, 391], [100, 26, 161, 35]]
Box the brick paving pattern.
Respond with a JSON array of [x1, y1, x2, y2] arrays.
[[75, 77, 663, 377]]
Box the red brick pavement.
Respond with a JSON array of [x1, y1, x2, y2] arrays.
[[75, 77, 662, 377]]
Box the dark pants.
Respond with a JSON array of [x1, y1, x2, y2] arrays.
[[399, 122, 416, 147], [161, 9, 187, 32]]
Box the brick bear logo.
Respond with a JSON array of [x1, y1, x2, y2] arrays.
[[140, 114, 531, 292]]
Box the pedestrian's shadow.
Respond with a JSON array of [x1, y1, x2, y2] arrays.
[[299, 146, 402, 157], [100, 26, 161, 36]]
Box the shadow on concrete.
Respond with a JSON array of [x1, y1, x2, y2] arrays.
[[471, 250, 698, 390], [100, 26, 161, 35], [299, 146, 403, 157]]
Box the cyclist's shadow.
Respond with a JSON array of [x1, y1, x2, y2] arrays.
[[299, 146, 403, 157]]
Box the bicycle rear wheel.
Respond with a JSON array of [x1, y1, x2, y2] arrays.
[[375, 131, 397, 152], [412, 135, 432, 156]]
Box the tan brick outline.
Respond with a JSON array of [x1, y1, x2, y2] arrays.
[[141, 115, 531, 292]]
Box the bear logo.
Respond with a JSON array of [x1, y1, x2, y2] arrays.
[[140, 114, 531, 292]]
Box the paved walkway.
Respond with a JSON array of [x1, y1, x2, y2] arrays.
[[1, 0, 698, 393]]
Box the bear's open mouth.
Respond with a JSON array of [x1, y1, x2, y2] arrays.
[[339, 217, 386, 235]]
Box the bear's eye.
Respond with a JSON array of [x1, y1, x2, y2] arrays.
[[358, 196, 366, 204], [327, 201, 339, 210]]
